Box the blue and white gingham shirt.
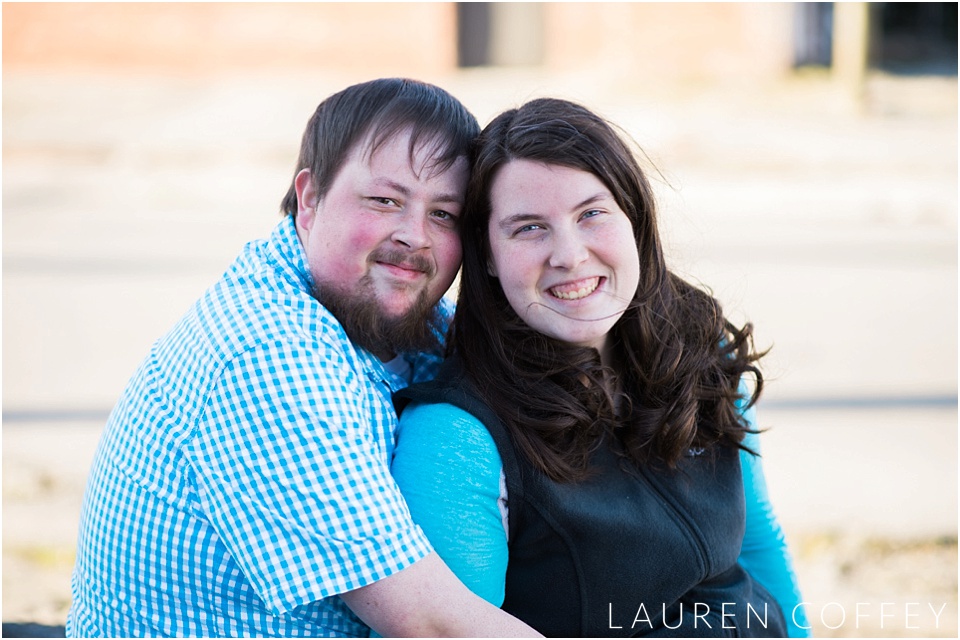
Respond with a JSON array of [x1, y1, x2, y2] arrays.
[[67, 216, 449, 637]]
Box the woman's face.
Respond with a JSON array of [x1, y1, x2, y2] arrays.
[[486, 160, 641, 359]]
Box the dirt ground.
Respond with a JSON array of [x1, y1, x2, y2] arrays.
[[3, 421, 957, 637]]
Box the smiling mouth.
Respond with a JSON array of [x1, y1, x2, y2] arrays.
[[371, 248, 434, 281], [377, 261, 428, 280], [549, 277, 601, 300]]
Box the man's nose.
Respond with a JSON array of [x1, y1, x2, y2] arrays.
[[391, 209, 430, 250]]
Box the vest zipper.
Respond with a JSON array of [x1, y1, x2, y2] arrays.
[[635, 466, 712, 580]]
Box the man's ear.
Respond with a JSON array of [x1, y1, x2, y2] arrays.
[[294, 169, 319, 230]]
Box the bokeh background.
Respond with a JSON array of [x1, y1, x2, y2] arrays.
[[3, 3, 957, 637]]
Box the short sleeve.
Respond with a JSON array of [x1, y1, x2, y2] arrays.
[[185, 338, 432, 615], [391, 402, 509, 606]]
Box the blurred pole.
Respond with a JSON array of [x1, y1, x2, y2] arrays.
[[832, 2, 871, 107], [489, 3, 544, 66], [458, 3, 491, 67]]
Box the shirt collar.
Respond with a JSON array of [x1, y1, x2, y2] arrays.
[[266, 215, 314, 295]]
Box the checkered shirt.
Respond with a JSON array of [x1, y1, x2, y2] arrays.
[[66, 216, 449, 637]]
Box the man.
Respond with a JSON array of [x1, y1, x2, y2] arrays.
[[67, 78, 539, 637]]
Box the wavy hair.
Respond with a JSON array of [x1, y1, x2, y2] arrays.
[[452, 98, 766, 482]]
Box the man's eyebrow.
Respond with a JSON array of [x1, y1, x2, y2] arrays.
[[371, 178, 411, 196], [433, 192, 465, 205], [370, 178, 463, 205]]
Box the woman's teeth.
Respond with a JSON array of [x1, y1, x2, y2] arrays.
[[550, 277, 600, 300]]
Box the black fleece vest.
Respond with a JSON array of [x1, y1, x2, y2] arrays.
[[395, 360, 787, 638]]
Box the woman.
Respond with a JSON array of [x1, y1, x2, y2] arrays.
[[392, 98, 809, 637]]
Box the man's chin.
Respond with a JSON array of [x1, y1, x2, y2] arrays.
[[376, 304, 419, 324], [314, 282, 441, 359], [370, 289, 430, 318]]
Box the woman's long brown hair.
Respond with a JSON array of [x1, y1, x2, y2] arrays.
[[452, 98, 766, 483]]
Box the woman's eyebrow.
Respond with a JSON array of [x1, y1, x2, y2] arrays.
[[497, 213, 542, 230], [575, 192, 612, 209], [497, 193, 612, 230]]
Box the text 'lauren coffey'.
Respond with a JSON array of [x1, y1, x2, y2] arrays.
[[608, 601, 952, 631]]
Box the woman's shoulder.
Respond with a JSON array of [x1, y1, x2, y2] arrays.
[[397, 401, 503, 468]]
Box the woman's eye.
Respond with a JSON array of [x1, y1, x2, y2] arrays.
[[371, 197, 398, 206], [515, 224, 543, 235], [581, 209, 603, 220]]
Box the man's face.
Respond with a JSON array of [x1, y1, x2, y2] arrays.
[[294, 128, 467, 358]]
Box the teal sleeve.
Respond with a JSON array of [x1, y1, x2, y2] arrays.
[[737, 385, 812, 637], [391, 392, 810, 636], [391, 402, 509, 607]]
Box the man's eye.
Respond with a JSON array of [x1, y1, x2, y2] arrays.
[[432, 210, 457, 222], [371, 197, 398, 206]]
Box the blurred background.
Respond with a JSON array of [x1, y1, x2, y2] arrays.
[[3, 2, 957, 637]]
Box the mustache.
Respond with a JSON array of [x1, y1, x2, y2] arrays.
[[369, 247, 435, 277]]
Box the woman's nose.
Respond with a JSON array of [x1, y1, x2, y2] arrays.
[[548, 230, 589, 269]]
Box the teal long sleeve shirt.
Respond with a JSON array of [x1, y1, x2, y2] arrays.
[[392, 392, 811, 637]]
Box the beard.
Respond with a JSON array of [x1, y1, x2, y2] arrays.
[[314, 275, 443, 361]]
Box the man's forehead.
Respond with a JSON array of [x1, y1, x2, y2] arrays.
[[353, 126, 457, 175]]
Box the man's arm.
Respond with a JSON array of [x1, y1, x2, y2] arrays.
[[341, 552, 541, 637]]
